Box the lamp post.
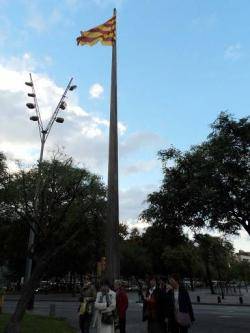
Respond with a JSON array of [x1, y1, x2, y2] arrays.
[[24, 74, 77, 308]]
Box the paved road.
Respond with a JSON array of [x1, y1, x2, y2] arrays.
[[3, 299, 250, 332], [192, 305, 250, 333], [125, 302, 250, 333]]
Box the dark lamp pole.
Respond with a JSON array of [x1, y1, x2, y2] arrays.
[[24, 73, 76, 309]]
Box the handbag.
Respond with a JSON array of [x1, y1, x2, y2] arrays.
[[175, 311, 191, 327], [101, 293, 114, 325], [101, 312, 114, 325]]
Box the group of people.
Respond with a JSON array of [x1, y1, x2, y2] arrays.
[[143, 274, 195, 333], [78, 279, 128, 333], [77, 273, 194, 333]]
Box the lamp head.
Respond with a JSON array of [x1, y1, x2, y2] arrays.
[[25, 82, 33, 87], [56, 117, 64, 123], [69, 85, 77, 91], [26, 103, 35, 109], [60, 101, 67, 110], [30, 116, 38, 121]]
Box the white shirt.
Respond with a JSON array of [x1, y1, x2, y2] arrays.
[[149, 286, 156, 298], [174, 289, 179, 311]]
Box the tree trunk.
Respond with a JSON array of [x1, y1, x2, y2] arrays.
[[190, 274, 195, 291], [4, 256, 48, 333], [5, 229, 79, 332], [205, 262, 215, 294]]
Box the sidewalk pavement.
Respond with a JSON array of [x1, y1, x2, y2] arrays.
[[188, 287, 250, 305], [5, 287, 250, 306], [4, 291, 250, 333]]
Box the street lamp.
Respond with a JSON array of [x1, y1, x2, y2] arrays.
[[26, 103, 35, 109], [24, 73, 77, 308]]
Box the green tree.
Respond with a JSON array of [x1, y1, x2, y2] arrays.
[[195, 234, 234, 294], [162, 241, 202, 289], [120, 228, 152, 278], [141, 224, 187, 275], [3, 155, 106, 333], [230, 259, 250, 282], [144, 113, 249, 239]]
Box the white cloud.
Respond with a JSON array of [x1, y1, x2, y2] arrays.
[[93, 117, 109, 127], [0, 53, 165, 234], [118, 122, 126, 136], [120, 131, 162, 156], [119, 184, 158, 221], [93, 117, 126, 136], [119, 184, 160, 235], [0, 53, 133, 177], [123, 218, 148, 234], [89, 83, 104, 99], [81, 124, 103, 138], [224, 43, 243, 60], [0, 141, 38, 163], [0, 55, 107, 172], [230, 229, 250, 252], [0, 53, 38, 73], [123, 159, 159, 175], [186, 226, 250, 254]]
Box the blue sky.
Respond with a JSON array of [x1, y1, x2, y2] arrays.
[[0, 0, 249, 250]]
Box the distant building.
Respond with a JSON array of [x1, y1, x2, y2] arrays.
[[237, 250, 250, 263]]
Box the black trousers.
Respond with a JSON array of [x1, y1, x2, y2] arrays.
[[79, 314, 91, 333], [119, 317, 126, 333], [148, 320, 166, 333], [169, 320, 188, 333]]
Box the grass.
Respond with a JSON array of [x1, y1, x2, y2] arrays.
[[0, 313, 76, 333]]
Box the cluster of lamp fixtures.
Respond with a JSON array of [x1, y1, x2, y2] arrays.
[[25, 81, 77, 124]]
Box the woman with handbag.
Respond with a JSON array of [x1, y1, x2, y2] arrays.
[[166, 274, 195, 333], [94, 279, 116, 333]]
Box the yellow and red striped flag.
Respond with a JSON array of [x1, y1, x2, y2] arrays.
[[76, 15, 116, 46]]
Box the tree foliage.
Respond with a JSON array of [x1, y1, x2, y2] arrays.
[[1, 153, 107, 332], [143, 112, 250, 235]]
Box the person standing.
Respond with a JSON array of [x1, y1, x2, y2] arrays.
[[94, 279, 116, 333], [0, 286, 5, 314], [114, 281, 128, 333], [166, 273, 195, 333], [145, 277, 167, 333], [78, 279, 97, 333]]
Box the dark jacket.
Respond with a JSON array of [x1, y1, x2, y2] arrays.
[[166, 287, 195, 322], [145, 287, 168, 322]]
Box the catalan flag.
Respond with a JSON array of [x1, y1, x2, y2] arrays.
[[76, 15, 116, 46]]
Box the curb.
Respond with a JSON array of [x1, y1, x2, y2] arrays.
[[135, 301, 250, 307], [5, 298, 78, 303], [5, 298, 250, 307], [192, 302, 250, 307]]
